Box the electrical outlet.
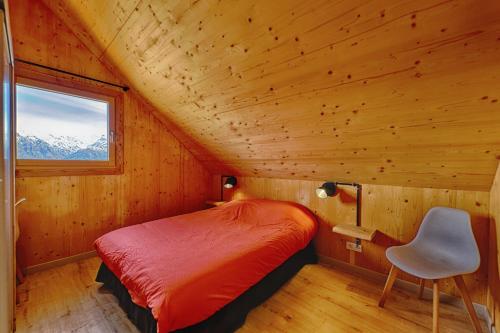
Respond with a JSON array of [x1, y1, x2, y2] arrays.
[[346, 241, 362, 252]]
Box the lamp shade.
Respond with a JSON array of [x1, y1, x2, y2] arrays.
[[316, 182, 337, 198], [223, 176, 237, 189]]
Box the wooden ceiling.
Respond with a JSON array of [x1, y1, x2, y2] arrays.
[[41, 0, 500, 190]]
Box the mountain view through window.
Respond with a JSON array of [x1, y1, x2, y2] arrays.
[[16, 84, 109, 160]]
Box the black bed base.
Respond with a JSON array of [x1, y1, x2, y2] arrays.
[[95, 242, 317, 333]]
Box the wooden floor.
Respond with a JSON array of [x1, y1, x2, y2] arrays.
[[15, 257, 486, 333]]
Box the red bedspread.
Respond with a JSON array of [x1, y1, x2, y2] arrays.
[[94, 199, 317, 332]]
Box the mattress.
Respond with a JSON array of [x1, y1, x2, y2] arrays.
[[94, 199, 317, 332]]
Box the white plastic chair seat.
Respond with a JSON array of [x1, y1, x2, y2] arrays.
[[386, 244, 477, 280], [385, 206, 480, 280]]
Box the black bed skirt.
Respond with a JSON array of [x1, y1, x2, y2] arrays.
[[95, 242, 317, 333]]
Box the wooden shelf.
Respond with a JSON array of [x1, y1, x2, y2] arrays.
[[332, 224, 376, 241], [205, 200, 227, 207]]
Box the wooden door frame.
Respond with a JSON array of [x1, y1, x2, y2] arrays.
[[0, 1, 15, 332]]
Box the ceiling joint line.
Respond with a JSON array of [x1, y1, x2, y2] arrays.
[[98, 0, 144, 60]]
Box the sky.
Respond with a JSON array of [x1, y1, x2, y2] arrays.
[[16, 84, 108, 146]]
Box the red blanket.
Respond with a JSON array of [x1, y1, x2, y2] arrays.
[[95, 199, 317, 332]]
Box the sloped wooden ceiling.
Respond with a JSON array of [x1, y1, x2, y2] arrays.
[[41, 0, 500, 190]]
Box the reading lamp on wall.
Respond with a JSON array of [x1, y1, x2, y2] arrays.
[[316, 181, 371, 245], [220, 175, 237, 200], [316, 182, 338, 198]]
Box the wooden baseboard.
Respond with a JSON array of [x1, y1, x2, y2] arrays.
[[318, 255, 493, 331], [25, 250, 97, 275]]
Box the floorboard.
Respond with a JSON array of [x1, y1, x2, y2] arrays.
[[15, 257, 486, 332]]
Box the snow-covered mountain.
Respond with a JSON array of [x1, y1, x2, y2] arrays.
[[45, 134, 85, 153], [17, 134, 108, 160], [87, 135, 107, 151]]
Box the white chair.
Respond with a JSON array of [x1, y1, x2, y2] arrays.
[[378, 207, 482, 333]]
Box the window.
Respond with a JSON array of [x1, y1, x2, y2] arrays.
[[17, 85, 109, 161], [15, 70, 123, 176]]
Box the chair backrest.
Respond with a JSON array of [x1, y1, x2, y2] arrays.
[[412, 207, 480, 271]]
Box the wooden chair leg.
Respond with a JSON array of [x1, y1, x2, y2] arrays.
[[433, 280, 439, 333], [453, 275, 482, 333], [379, 265, 399, 307], [418, 278, 426, 299]]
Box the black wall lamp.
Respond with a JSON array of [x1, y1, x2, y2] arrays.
[[317, 181, 363, 244], [221, 175, 237, 200], [316, 182, 338, 198]]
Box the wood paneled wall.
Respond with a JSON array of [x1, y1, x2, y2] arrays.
[[12, 0, 212, 267], [12, 0, 500, 316], [488, 163, 500, 327], [215, 175, 490, 304]]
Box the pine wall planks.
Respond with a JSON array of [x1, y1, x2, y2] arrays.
[[12, 0, 212, 267], [11, 0, 500, 314], [488, 163, 500, 327], [216, 175, 490, 304]]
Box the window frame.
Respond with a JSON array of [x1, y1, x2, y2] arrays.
[[14, 67, 124, 177]]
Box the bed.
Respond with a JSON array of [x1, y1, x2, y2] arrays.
[[94, 199, 318, 333]]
